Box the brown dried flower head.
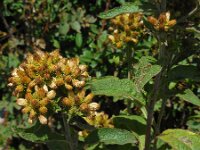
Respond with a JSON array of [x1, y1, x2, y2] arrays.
[[147, 11, 176, 31], [79, 111, 114, 137], [8, 50, 94, 124], [108, 13, 145, 48]]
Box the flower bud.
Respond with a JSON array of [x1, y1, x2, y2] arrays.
[[62, 97, 74, 107], [39, 98, 50, 106], [65, 84, 73, 90], [168, 19, 176, 27], [81, 71, 89, 78], [79, 65, 87, 72], [38, 115, 47, 124], [34, 85, 39, 92], [30, 109, 37, 118], [30, 99, 39, 107], [21, 76, 31, 84], [55, 78, 64, 86], [108, 35, 115, 43], [43, 85, 48, 92], [72, 68, 81, 77], [64, 75, 72, 83], [72, 79, 85, 88], [11, 69, 18, 77], [47, 90, 56, 99], [62, 66, 71, 75], [84, 93, 94, 103], [49, 81, 57, 89], [39, 106, 48, 114], [77, 89, 86, 100], [67, 58, 79, 68], [17, 98, 27, 106], [28, 80, 37, 89], [15, 85, 24, 92], [22, 106, 31, 114], [28, 118, 33, 124], [88, 102, 100, 111], [147, 16, 158, 25], [80, 103, 89, 112], [7, 83, 14, 87], [116, 41, 122, 48], [25, 93, 33, 100]]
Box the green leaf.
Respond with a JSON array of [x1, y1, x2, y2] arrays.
[[113, 115, 146, 135], [70, 21, 81, 32], [176, 89, 200, 106], [86, 128, 137, 145], [52, 39, 60, 49], [59, 23, 69, 35], [88, 76, 141, 103], [158, 129, 200, 150], [13, 123, 65, 143], [75, 33, 83, 48], [168, 65, 200, 81], [97, 31, 107, 49], [186, 115, 200, 132], [134, 56, 161, 90], [98, 3, 141, 19], [138, 135, 145, 150]]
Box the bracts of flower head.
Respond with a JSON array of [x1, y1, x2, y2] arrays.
[[8, 50, 95, 124]]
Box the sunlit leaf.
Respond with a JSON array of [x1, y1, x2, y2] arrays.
[[158, 129, 200, 150], [86, 128, 137, 145], [177, 89, 200, 106]]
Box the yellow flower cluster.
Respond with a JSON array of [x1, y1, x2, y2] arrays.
[[79, 105, 114, 137], [147, 12, 176, 31], [108, 13, 144, 48], [8, 50, 94, 124]]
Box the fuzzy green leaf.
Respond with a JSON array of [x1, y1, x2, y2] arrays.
[[13, 123, 65, 143], [88, 76, 139, 102], [86, 128, 137, 145], [177, 89, 200, 106], [158, 129, 200, 150], [98, 3, 141, 19], [134, 56, 161, 90], [113, 115, 146, 135]]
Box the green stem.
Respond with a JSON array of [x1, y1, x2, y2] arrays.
[[127, 47, 133, 79], [126, 47, 134, 114], [62, 113, 73, 150]]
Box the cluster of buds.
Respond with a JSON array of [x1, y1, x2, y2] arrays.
[[8, 50, 94, 124], [147, 11, 176, 31], [61, 89, 96, 115], [108, 13, 144, 48], [78, 104, 114, 137]]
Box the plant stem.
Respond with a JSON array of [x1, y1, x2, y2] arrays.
[[153, 97, 167, 149], [127, 47, 133, 80], [62, 113, 74, 150], [144, 71, 162, 150], [126, 47, 134, 114], [144, 31, 167, 150]]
